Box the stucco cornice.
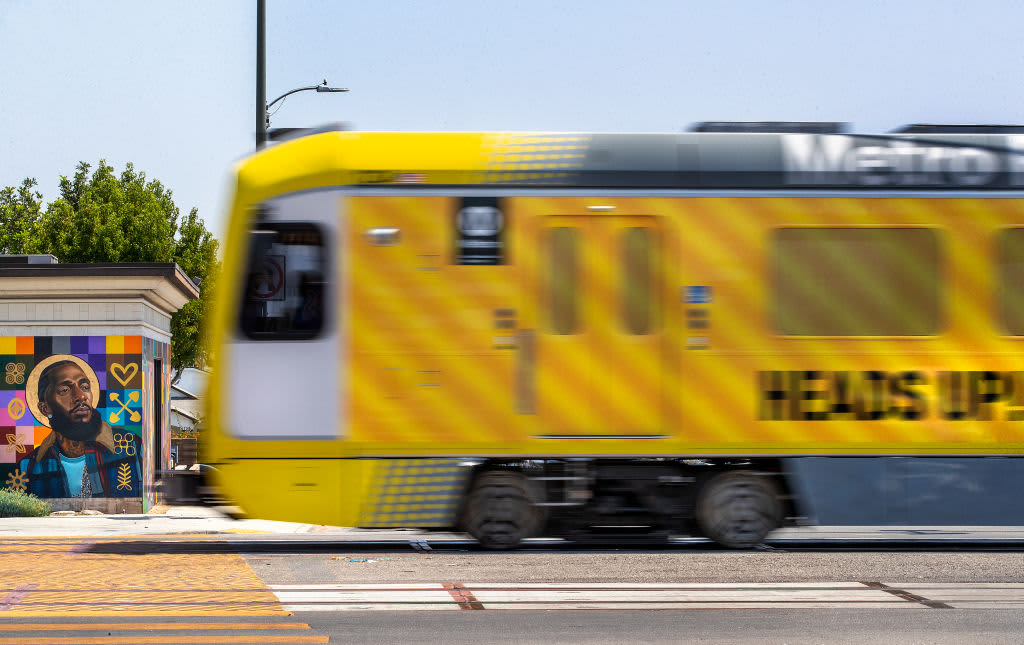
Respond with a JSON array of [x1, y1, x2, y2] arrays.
[[0, 263, 199, 314]]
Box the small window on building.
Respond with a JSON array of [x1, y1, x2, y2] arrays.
[[997, 228, 1024, 334], [546, 227, 579, 335], [773, 227, 941, 336], [239, 223, 327, 340], [621, 227, 659, 335]]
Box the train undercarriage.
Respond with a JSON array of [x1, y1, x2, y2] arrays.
[[457, 459, 798, 549]]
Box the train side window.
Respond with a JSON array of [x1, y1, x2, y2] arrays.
[[546, 227, 579, 335], [773, 227, 941, 336], [239, 223, 327, 340], [621, 227, 659, 335], [997, 228, 1024, 334]]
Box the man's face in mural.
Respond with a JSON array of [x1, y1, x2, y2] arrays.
[[37, 362, 102, 442]]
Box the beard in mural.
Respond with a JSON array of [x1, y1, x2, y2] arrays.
[[18, 356, 142, 498], [41, 363, 103, 442]]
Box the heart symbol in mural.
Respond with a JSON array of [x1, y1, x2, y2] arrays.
[[110, 362, 139, 386]]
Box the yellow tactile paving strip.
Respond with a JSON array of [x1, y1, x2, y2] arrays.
[[0, 537, 288, 616], [0, 637, 326, 644], [0, 623, 311, 631]]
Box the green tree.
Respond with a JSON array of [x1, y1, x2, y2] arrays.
[[0, 178, 43, 254], [33, 161, 177, 262], [169, 207, 219, 381], [2, 160, 219, 378]]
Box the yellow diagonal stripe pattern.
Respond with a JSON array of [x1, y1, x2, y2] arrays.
[[345, 195, 1024, 457]]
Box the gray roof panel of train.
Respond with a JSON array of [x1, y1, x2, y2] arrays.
[[479, 132, 1024, 189]]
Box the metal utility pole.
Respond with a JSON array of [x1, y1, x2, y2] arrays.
[[256, 0, 267, 148], [254, 0, 347, 147]]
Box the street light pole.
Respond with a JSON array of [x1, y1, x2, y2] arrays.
[[254, 0, 348, 148], [256, 0, 266, 147]]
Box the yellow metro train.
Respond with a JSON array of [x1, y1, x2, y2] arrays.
[[204, 123, 1024, 547]]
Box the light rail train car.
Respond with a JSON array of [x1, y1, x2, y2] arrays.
[[204, 123, 1024, 547]]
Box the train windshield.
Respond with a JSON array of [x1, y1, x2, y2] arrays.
[[238, 222, 326, 340]]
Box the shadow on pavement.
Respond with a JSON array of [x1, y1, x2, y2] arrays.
[[79, 537, 1024, 555]]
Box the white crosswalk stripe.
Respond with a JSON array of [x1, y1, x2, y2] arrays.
[[267, 582, 1024, 611]]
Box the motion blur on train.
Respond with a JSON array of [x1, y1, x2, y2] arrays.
[[196, 121, 1024, 548]]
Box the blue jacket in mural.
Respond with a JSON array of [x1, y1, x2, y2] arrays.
[[18, 422, 142, 498]]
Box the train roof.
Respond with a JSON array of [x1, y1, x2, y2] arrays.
[[240, 126, 1024, 193]]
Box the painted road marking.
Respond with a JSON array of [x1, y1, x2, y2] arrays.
[[0, 621, 327, 644], [0, 637, 327, 644], [0, 592, 286, 615], [0, 538, 285, 616], [274, 584, 458, 611], [0, 622, 312, 631], [271, 582, 1024, 611]]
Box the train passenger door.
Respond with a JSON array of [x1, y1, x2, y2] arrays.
[[529, 215, 667, 437]]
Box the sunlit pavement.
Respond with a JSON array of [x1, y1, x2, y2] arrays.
[[4, 532, 1024, 616], [0, 524, 331, 643], [0, 535, 285, 617], [3, 512, 1024, 643], [0, 506, 328, 538], [5, 506, 1024, 543]]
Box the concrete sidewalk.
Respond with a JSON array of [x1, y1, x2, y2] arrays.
[[2, 507, 1024, 543], [0, 506, 348, 537]]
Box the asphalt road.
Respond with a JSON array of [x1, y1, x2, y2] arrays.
[[291, 610, 1024, 645], [5, 518, 1024, 644], [7, 609, 1022, 645], [236, 538, 1024, 644]]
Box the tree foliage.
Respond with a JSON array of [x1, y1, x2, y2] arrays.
[[0, 178, 43, 254], [2, 161, 219, 377], [169, 207, 219, 380]]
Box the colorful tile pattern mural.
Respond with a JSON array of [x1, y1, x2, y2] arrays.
[[0, 336, 146, 498]]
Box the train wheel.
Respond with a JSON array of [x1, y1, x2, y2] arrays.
[[696, 471, 782, 548], [460, 471, 543, 549]]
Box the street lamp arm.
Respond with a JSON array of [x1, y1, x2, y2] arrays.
[[267, 81, 349, 110], [267, 85, 317, 110], [260, 79, 349, 147]]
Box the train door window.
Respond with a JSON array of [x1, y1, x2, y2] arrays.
[[546, 227, 579, 335], [239, 223, 326, 339], [773, 227, 941, 336], [997, 228, 1024, 334], [621, 227, 659, 335]]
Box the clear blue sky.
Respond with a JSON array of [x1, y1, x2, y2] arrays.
[[2, 0, 1022, 238]]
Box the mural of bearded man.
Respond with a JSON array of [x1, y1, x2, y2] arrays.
[[19, 355, 142, 497]]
